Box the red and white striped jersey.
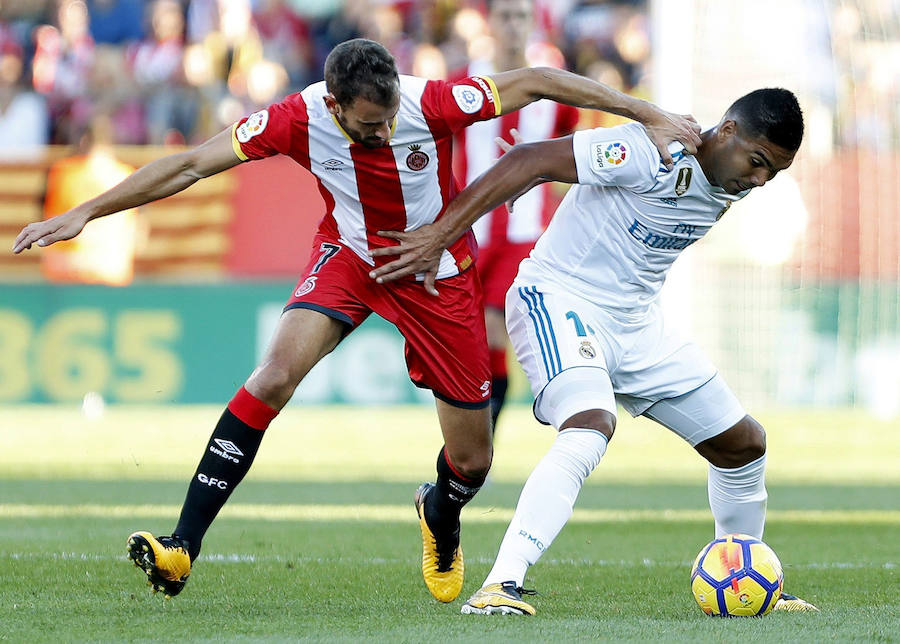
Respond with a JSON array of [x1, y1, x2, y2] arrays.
[[232, 74, 502, 280], [452, 60, 580, 246]]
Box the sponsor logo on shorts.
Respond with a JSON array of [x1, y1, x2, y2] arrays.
[[406, 144, 429, 171], [579, 341, 596, 359], [452, 84, 484, 114], [210, 438, 244, 463], [236, 110, 269, 143], [294, 276, 317, 297], [197, 473, 228, 489], [480, 380, 491, 397]]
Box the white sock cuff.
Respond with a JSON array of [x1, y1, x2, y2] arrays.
[[708, 453, 767, 500], [556, 427, 609, 476], [709, 452, 766, 475]]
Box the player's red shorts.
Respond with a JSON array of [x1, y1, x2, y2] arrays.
[[285, 235, 491, 408], [477, 240, 536, 310]]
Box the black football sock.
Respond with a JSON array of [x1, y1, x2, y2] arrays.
[[489, 376, 508, 434], [174, 387, 277, 560], [424, 447, 486, 540]]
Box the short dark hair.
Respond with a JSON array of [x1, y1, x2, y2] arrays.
[[724, 88, 804, 152], [324, 39, 399, 107]]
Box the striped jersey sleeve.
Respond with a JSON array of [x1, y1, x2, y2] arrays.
[[420, 76, 502, 138], [231, 93, 310, 168]]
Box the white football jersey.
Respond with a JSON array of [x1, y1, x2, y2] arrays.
[[517, 122, 747, 317]]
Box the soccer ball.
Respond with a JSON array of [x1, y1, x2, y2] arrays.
[[690, 533, 783, 617]]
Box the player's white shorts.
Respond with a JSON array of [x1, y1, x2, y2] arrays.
[[505, 281, 746, 445]]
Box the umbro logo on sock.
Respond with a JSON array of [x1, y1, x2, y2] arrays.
[[210, 439, 244, 463]]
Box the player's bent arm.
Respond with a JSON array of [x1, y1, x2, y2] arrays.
[[438, 136, 577, 243], [370, 136, 577, 290], [491, 67, 701, 168], [13, 128, 242, 253]]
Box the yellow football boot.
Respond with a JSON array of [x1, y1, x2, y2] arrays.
[[126, 531, 191, 598], [415, 483, 464, 602], [461, 582, 537, 615], [773, 592, 819, 612]]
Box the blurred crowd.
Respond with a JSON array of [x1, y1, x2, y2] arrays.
[[0, 0, 897, 157], [0, 0, 652, 154]]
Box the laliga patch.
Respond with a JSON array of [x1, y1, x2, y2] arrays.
[[452, 84, 484, 114], [236, 109, 269, 143], [589, 140, 629, 172], [294, 276, 317, 297]]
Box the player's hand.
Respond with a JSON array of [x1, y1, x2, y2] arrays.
[[13, 210, 89, 253], [495, 127, 524, 154], [642, 108, 702, 171], [368, 225, 444, 296]]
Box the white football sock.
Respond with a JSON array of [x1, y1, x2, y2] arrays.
[[707, 453, 767, 539], [483, 428, 608, 588]]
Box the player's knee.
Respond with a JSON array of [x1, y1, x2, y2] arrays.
[[560, 409, 616, 442], [446, 448, 492, 480], [246, 360, 302, 408], [702, 416, 766, 468]]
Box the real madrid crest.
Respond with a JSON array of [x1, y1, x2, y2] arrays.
[[675, 167, 692, 196], [579, 341, 596, 359], [406, 144, 429, 171]]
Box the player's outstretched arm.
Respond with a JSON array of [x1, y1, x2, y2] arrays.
[[490, 67, 700, 169], [370, 136, 577, 294], [13, 128, 242, 253]]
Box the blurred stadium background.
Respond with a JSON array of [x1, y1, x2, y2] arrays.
[[0, 0, 897, 418]]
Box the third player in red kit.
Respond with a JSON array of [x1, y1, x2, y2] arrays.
[[452, 0, 580, 430]]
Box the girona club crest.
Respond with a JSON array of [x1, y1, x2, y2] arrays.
[[406, 144, 429, 171], [294, 276, 317, 297]]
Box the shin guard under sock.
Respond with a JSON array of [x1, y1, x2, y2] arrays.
[[174, 387, 277, 559], [424, 447, 486, 538]]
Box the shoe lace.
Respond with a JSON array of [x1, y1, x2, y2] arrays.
[[159, 536, 189, 555], [500, 581, 538, 598]]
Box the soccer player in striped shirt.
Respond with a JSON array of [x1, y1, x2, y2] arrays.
[[13, 38, 700, 603]]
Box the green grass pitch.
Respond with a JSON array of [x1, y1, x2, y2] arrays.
[[1, 405, 898, 642]]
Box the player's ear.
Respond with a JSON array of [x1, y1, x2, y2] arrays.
[[717, 119, 737, 141], [323, 94, 339, 115]]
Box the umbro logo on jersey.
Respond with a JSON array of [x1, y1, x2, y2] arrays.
[[322, 158, 346, 170]]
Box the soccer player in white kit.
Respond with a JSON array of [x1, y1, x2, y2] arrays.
[[370, 88, 818, 614]]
